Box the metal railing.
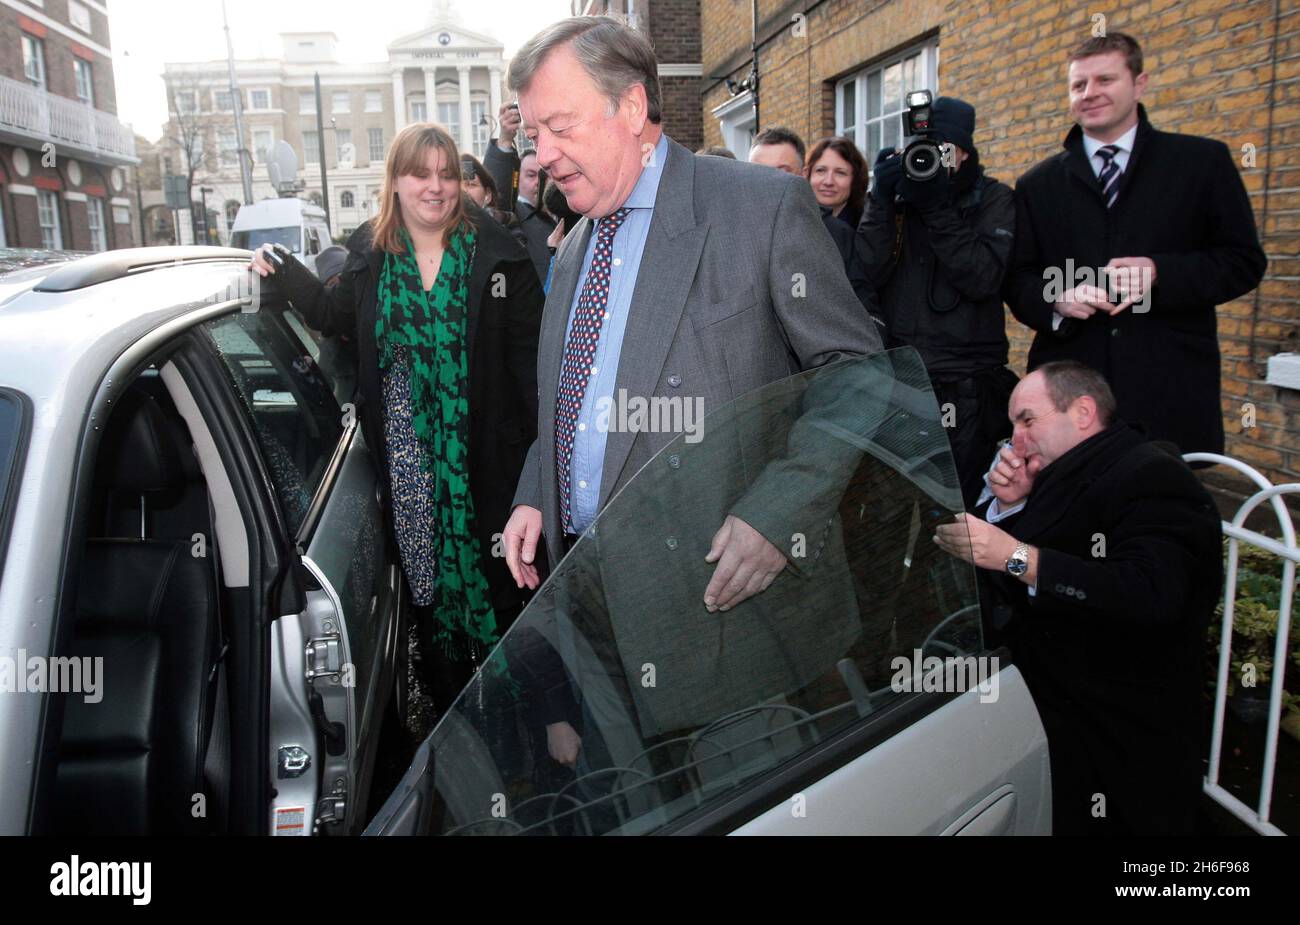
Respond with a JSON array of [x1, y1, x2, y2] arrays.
[[0, 75, 137, 164], [1185, 452, 1298, 836]]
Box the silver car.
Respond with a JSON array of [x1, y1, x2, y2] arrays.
[[1, 247, 402, 836], [0, 247, 1051, 836]]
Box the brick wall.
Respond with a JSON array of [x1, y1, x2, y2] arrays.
[[700, 0, 1300, 492]]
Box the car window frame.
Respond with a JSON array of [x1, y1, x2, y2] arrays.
[[0, 388, 32, 591]]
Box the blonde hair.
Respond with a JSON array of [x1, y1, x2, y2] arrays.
[[371, 122, 469, 254]]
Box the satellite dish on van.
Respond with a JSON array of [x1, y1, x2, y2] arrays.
[[266, 141, 301, 197]]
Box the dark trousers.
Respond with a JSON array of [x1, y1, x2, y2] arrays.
[[933, 367, 1018, 509]]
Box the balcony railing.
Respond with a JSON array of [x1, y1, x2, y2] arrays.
[[0, 74, 138, 165]]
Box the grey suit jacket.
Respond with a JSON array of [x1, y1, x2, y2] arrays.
[[514, 135, 883, 567]]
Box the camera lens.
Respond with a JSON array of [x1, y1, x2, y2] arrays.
[[903, 140, 943, 182]]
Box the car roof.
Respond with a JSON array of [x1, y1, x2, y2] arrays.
[[0, 246, 258, 402]]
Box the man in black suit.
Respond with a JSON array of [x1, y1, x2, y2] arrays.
[[1004, 32, 1265, 456], [935, 361, 1222, 834]]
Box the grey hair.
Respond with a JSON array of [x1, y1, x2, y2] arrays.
[[1036, 360, 1117, 425], [507, 16, 662, 123]]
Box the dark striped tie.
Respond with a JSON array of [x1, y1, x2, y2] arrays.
[[1095, 144, 1122, 208]]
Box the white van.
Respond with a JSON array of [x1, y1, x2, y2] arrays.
[[229, 198, 333, 275]]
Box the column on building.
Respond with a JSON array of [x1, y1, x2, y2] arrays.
[[489, 66, 502, 126], [423, 67, 437, 126], [457, 65, 473, 158], [392, 69, 406, 131]]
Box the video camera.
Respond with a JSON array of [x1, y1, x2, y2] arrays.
[[900, 89, 950, 182]]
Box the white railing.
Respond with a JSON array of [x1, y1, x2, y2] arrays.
[[1185, 452, 1298, 836], [0, 74, 137, 163]]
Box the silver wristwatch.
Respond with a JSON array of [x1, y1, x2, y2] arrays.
[[1005, 542, 1030, 577]]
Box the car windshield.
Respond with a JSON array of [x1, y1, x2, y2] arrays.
[[231, 226, 301, 253], [373, 347, 983, 835]]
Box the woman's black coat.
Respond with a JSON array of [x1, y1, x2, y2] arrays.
[[274, 200, 543, 620]]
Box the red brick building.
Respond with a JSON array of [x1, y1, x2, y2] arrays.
[[689, 0, 1298, 495], [0, 0, 138, 251], [572, 0, 704, 151]]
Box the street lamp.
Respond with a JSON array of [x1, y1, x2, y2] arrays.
[[199, 186, 214, 244]]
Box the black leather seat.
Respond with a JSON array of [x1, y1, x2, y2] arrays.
[[53, 389, 221, 835]]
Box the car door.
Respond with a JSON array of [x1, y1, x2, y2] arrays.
[[202, 306, 397, 834], [367, 347, 1051, 836]]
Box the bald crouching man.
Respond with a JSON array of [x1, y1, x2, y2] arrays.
[[935, 361, 1221, 834]]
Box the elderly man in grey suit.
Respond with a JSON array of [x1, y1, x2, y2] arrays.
[[500, 16, 882, 768]]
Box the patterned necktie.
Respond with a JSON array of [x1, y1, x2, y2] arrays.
[[1095, 144, 1122, 208], [555, 207, 631, 534]]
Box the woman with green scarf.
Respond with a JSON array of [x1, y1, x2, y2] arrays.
[[250, 123, 544, 715]]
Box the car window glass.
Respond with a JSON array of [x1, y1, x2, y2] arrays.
[[283, 309, 359, 407], [405, 347, 984, 835], [306, 227, 321, 256], [0, 389, 28, 580], [205, 311, 343, 536], [230, 226, 301, 253]]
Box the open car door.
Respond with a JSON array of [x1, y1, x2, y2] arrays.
[[367, 348, 1051, 836]]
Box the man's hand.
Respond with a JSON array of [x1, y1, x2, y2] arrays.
[[503, 505, 543, 590], [1054, 284, 1112, 320], [986, 445, 1041, 507], [545, 721, 581, 767], [1103, 256, 1156, 314], [498, 102, 521, 148], [933, 512, 1020, 571], [703, 515, 787, 613]]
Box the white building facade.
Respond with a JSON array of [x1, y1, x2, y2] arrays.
[[161, 14, 507, 243]]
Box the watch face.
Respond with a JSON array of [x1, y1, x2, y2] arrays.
[[1007, 556, 1028, 577]]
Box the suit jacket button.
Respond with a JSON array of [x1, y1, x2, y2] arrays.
[[1066, 586, 1076, 596], [1055, 584, 1065, 593], [665, 536, 678, 550], [1077, 590, 1086, 600], [668, 454, 681, 469], [1110, 327, 1120, 337], [667, 374, 682, 387]]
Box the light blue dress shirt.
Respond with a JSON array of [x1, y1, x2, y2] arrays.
[[563, 133, 668, 533]]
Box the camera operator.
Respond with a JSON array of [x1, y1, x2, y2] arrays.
[[857, 94, 1017, 507]]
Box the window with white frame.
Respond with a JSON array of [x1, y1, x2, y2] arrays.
[[74, 58, 94, 105], [37, 190, 62, 250], [22, 35, 46, 89], [365, 90, 382, 113], [409, 96, 427, 123], [300, 92, 315, 115], [86, 197, 106, 251], [340, 189, 355, 208], [113, 205, 130, 225], [332, 91, 349, 114], [836, 39, 939, 166], [174, 89, 198, 115], [471, 100, 488, 158], [218, 130, 238, 168], [437, 101, 460, 147], [250, 88, 271, 110], [68, 0, 92, 33], [215, 89, 240, 112], [335, 129, 352, 166], [303, 131, 319, 165], [368, 127, 384, 164], [252, 128, 273, 163]]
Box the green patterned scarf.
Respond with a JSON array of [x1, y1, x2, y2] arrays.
[[376, 223, 497, 658]]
